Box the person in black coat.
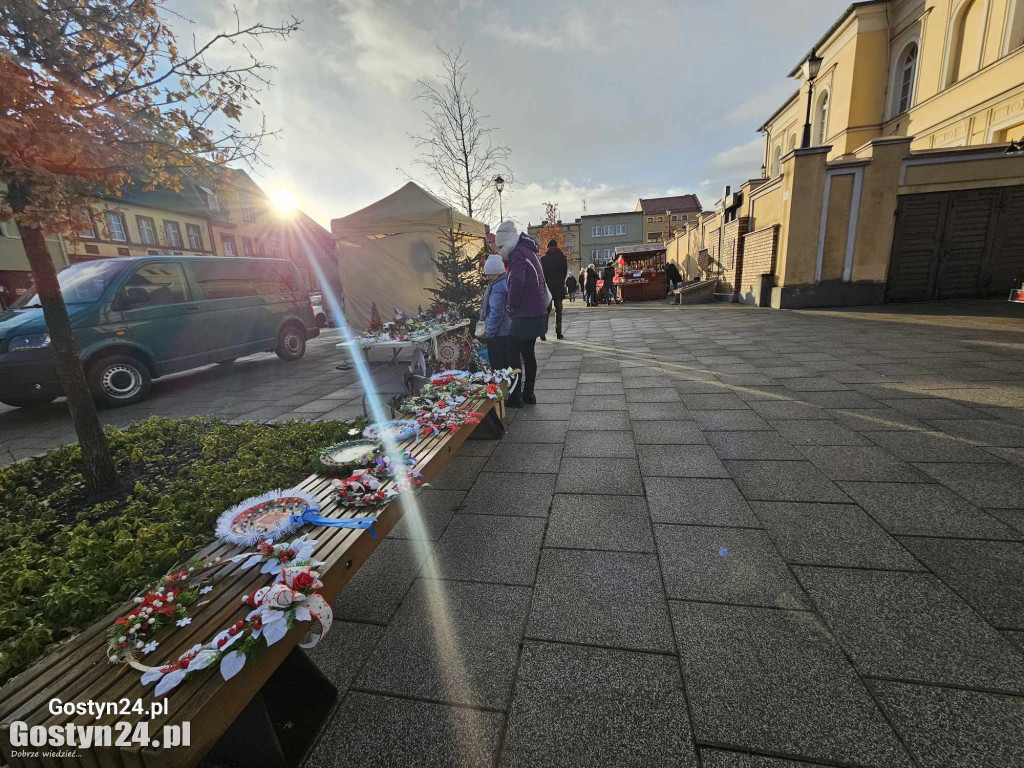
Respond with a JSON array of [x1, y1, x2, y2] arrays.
[[584, 264, 599, 306], [666, 261, 683, 290], [540, 240, 568, 340], [565, 273, 578, 302], [602, 263, 617, 305]]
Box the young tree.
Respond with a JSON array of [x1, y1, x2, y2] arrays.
[[536, 201, 568, 253], [408, 47, 512, 223], [0, 1, 299, 492], [427, 227, 485, 334]]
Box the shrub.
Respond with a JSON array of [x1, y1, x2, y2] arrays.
[[0, 415, 361, 683]]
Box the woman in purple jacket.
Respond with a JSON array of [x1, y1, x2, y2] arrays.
[[495, 221, 548, 407]]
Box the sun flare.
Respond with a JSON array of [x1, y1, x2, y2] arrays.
[[270, 185, 299, 212]]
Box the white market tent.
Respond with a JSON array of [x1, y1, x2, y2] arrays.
[[330, 182, 487, 330]]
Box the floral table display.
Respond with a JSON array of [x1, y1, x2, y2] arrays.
[[314, 439, 383, 476], [331, 453, 425, 508], [362, 419, 419, 443]]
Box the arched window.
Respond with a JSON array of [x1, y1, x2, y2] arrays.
[[947, 0, 984, 85], [894, 43, 918, 114], [815, 92, 830, 145], [788, 134, 798, 152], [772, 145, 783, 177], [1006, 0, 1024, 53]]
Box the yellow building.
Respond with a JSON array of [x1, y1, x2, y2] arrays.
[[678, 0, 1024, 308]]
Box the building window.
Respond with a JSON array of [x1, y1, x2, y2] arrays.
[[186, 224, 204, 251], [199, 186, 222, 218], [162, 220, 183, 248], [657, 216, 663, 222], [591, 226, 602, 237], [268, 239, 281, 258], [1007, 0, 1024, 53], [681, 214, 687, 221], [947, 0, 983, 86], [222, 234, 237, 256], [136, 216, 157, 245], [242, 203, 257, 222], [616, 224, 627, 235], [815, 91, 830, 145], [788, 134, 797, 152], [894, 43, 919, 114], [603, 225, 614, 236], [670, 215, 678, 221], [104, 211, 127, 242], [242, 236, 255, 257], [647, 217, 653, 223], [78, 210, 96, 239], [772, 145, 783, 177], [647, 233, 661, 242]]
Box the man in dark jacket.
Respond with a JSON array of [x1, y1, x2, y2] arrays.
[[540, 239, 568, 340], [602, 263, 617, 305]]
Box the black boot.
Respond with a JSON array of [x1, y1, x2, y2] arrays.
[[523, 391, 537, 405]]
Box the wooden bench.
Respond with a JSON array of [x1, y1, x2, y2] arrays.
[[0, 393, 504, 768]]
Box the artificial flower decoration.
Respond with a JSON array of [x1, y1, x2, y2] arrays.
[[231, 534, 323, 575], [314, 439, 382, 476], [362, 419, 419, 444], [141, 641, 159, 656], [175, 618, 192, 628], [331, 453, 424, 509]]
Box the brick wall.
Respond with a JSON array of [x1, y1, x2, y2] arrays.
[[739, 225, 779, 296], [718, 217, 749, 293]]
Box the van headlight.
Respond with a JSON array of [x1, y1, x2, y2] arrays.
[[8, 333, 51, 352]]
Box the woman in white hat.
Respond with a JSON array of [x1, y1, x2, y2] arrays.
[[479, 252, 511, 369]]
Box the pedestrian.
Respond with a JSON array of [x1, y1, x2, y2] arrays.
[[579, 268, 587, 302], [602, 263, 617, 305], [496, 221, 548, 408], [479, 253, 511, 370], [584, 264, 599, 307], [0, 283, 9, 311], [666, 261, 683, 291], [565, 272, 578, 302], [541, 238, 568, 340]]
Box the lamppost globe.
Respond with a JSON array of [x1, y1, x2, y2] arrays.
[[494, 175, 504, 193]]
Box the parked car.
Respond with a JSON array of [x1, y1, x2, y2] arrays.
[[310, 291, 328, 327], [0, 256, 319, 408]]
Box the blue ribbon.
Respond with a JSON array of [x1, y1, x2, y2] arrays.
[[291, 510, 379, 539]]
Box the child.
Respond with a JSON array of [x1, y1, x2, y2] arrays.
[[480, 253, 511, 369]]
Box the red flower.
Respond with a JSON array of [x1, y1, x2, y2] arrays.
[[293, 572, 316, 591], [486, 383, 498, 394]]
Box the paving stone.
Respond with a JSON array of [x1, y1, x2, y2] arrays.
[[504, 419, 570, 444], [899, 537, 1024, 628], [925, 418, 1024, 447], [869, 680, 1024, 768], [431, 455, 490, 489], [545, 494, 654, 552], [673, 380, 733, 394], [306, 692, 502, 768], [534, 389, 575, 403], [838, 481, 1019, 539], [456, 439, 499, 457], [672, 602, 913, 768], [783, 377, 852, 392], [769, 419, 871, 446], [725, 460, 849, 502], [484, 442, 563, 474], [556, 457, 644, 495], [334, 538, 428, 624], [693, 410, 774, 431], [863, 429, 1006, 463], [308, 620, 383, 690], [760, 366, 815, 379], [795, 567, 1024, 693], [645, 477, 759, 527], [681, 393, 750, 410], [389, 489, 465, 540], [750, 400, 832, 420], [499, 642, 697, 768], [533, 377, 579, 390], [624, 387, 682, 403], [797, 390, 883, 409], [798, 445, 932, 482], [628, 402, 692, 421], [578, 372, 623, 383], [638, 444, 730, 478], [357, 580, 531, 709], [568, 410, 632, 431], [528, 549, 674, 652], [913, 462, 1024, 508], [574, 395, 628, 411], [988, 507, 1024, 535], [576, 382, 626, 396], [512, 401, 572, 421], [881, 398, 990, 420], [460, 472, 555, 517], [1006, 630, 1024, 652], [728, 384, 797, 401], [986, 445, 1024, 467], [700, 750, 833, 768], [620, 375, 672, 388], [831, 408, 930, 432], [563, 430, 637, 458], [753, 502, 921, 570], [632, 419, 707, 445], [432, 514, 546, 585], [705, 430, 805, 460], [657, 525, 808, 608]]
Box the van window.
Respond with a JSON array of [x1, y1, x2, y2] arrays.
[[12, 260, 126, 307], [191, 260, 257, 299], [253, 262, 300, 294], [123, 263, 189, 307]]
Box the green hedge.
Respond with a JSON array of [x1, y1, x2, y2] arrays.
[[0, 416, 362, 684]]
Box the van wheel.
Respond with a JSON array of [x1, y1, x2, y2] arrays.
[[0, 391, 58, 408], [88, 355, 151, 407], [276, 325, 306, 361]]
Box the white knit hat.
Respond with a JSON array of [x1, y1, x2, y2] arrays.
[[494, 221, 519, 258], [483, 253, 505, 275]]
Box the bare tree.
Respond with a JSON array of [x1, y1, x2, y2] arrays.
[[407, 46, 512, 222]]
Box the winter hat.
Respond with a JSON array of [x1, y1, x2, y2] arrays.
[[495, 221, 519, 259], [547, 239, 558, 248], [483, 253, 506, 275]]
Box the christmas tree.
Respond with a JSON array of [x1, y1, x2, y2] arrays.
[[367, 302, 382, 333], [427, 226, 485, 336]]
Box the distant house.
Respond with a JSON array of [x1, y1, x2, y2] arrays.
[[580, 211, 644, 267], [636, 195, 703, 244]]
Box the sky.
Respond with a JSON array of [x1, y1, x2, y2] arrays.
[[175, 0, 851, 230]]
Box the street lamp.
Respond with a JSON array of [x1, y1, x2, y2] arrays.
[[800, 52, 823, 149], [494, 175, 505, 222]]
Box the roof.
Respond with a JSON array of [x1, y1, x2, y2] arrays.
[[757, 91, 801, 132], [787, 0, 888, 78], [580, 210, 643, 220], [636, 195, 702, 214], [331, 182, 486, 240], [614, 243, 666, 256]]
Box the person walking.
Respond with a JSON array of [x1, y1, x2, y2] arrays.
[[602, 263, 617, 305], [666, 261, 683, 291], [496, 221, 547, 407], [479, 253, 511, 370], [541, 239, 568, 340], [584, 264, 599, 307], [565, 272, 578, 302]]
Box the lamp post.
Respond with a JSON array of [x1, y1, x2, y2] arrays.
[[800, 52, 823, 149], [494, 175, 505, 222], [665, 210, 672, 243]]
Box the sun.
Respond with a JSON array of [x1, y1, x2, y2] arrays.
[[270, 185, 299, 213]]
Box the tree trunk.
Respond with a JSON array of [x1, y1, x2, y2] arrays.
[[15, 218, 118, 493]]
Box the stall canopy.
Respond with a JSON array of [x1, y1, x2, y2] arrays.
[[330, 182, 487, 330]]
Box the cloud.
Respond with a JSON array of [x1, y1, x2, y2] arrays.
[[695, 138, 765, 204], [337, 0, 439, 94], [485, 14, 601, 52], [723, 79, 797, 127]]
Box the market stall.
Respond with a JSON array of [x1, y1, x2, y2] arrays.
[[613, 243, 668, 302]]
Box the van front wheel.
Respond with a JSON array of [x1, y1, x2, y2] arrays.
[[276, 325, 306, 361], [88, 355, 151, 407]]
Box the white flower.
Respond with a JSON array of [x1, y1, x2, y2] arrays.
[[142, 640, 159, 655], [148, 618, 155, 624], [109, 655, 118, 662], [153, 600, 163, 608], [175, 617, 192, 628], [199, 586, 213, 595], [118, 635, 127, 643], [129, 627, 138, 634], [166, 594, 174, 602]]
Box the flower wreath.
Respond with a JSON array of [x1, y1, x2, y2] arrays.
[[410, 400, 484, 438], [362, 419, 419, 444], [331, 452, 424, 507], [314, 439, 383, 476], [135, 565, 333, 697]]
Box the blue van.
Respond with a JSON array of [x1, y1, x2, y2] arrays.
[[0, 256, 319, 408]]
